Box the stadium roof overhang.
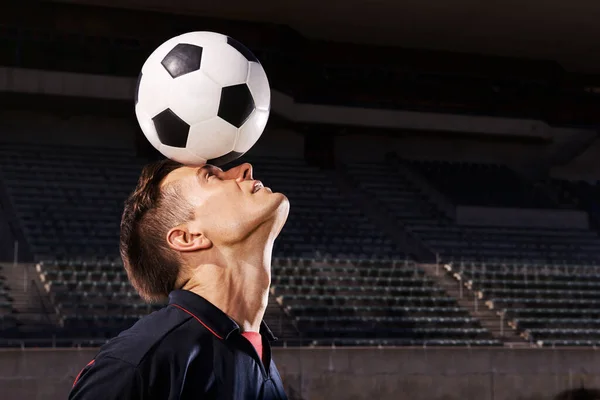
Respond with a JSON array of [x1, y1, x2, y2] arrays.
[[44, 0, 600, 74]]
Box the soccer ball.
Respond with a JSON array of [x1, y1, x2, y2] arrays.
[[134, 32, 270, 166]]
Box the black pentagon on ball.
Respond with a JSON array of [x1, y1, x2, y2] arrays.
[[161, 43, 203, 78], [152, 109, 190, 148], [227, 37, 259, 63], [208, 151, 244, 166], [218, 84, 255, 128]]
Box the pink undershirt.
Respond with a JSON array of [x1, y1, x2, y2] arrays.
[[241, 331, 263, 363]]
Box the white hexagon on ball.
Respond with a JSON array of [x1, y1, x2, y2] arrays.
[[187, 118, 238, 161], [167, 71, 221, 126], [200, 42, 249, 87]]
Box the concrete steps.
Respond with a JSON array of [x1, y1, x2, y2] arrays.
[[1, 262, 60, 327], [330, 164, 436, 262], [419, 263, 533, 347]]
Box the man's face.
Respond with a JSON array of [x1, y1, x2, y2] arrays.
[[162, 163, 289, 246]]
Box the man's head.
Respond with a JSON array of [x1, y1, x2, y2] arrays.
[[119, 159, 289, 302]]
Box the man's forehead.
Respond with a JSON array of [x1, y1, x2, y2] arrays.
[[160, 164, 222, 188]]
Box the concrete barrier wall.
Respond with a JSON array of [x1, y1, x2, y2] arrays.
[[1, 347, 600, 400]]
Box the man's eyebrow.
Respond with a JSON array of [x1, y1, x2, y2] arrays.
[[196, 165, 209, 179], [195, 165, 222, 180]]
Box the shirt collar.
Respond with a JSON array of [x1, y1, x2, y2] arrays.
[[168, 289, 277, 342]]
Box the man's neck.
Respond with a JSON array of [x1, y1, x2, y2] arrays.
[[181, 244, 272, 332]]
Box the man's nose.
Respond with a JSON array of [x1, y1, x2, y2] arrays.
[[234, 163, 253, 181]]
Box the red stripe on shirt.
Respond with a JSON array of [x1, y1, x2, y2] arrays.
[[171, 303, 224, 340], [73, 359, 95, 387]]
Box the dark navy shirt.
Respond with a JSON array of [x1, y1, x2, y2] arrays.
[[69, 290, 288, 400]]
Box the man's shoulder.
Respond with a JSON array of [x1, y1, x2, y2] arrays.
[[96, 304, 213, 367]]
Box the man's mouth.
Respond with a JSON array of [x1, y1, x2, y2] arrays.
[[252, 181, 264, 193]]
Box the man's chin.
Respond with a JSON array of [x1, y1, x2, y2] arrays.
[[272, 191, 288, 202], [258, 193, 289, 237], [260, 188, 287, 203], [273, 195, 290, 233]]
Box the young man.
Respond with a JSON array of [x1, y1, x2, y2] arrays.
[[69, 159, 290, 399]]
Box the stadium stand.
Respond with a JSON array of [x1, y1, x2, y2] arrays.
[[344, 159, 600, 263], [445, 260, 600, 346], [36, 259, 161, 340], [403, 159, 558, 208], [273, 258, 498, 346], [0, 144, 144, 261], [344, 158, 600, 346], [0, 265, 17, 334]]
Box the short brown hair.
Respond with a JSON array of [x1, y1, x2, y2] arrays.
[[119, 158, 193, 302]]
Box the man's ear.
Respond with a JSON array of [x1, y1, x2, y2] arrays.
[[166, 225, 212, 252]]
